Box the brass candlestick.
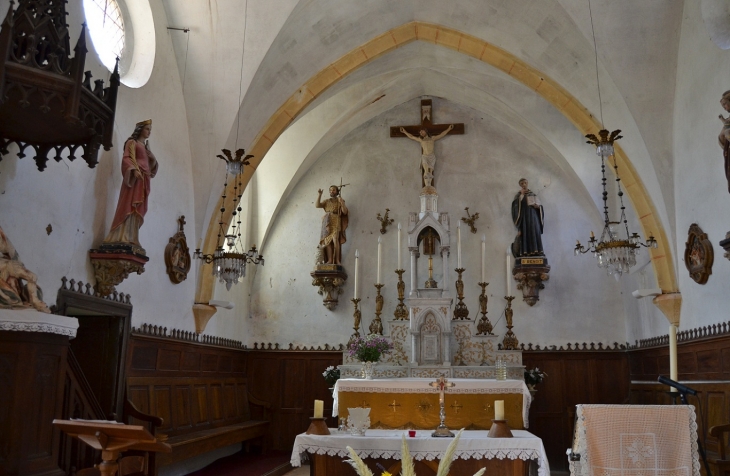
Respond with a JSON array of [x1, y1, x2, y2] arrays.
[[453, 268, 469, 320], [349, 298, 361, 344], [476, 282, 493, 335], [425, 255, 437, 288], [502, 296, 519, 350], [394, 269, 408, 320], [369, 284, 384, 335]]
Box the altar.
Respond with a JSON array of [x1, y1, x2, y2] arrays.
[[333, 378, 531, 430], [291, 429, 549, 476]]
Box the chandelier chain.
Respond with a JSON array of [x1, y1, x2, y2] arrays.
[[588, 0, 604, 128]]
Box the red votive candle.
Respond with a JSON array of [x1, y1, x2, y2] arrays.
[[408, 430, 416, 437]]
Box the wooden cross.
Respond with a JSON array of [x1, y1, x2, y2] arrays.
[[389, 99, 465, 138], [388, 400, 401, 413], [429, 375, 455, 404]]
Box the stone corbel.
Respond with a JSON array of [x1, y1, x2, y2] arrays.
[[193, 303, 217, 334], [513, 266, 550, 306], [311, 267, 348, 310]]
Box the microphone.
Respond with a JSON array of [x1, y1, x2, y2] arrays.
[[657, 375, 697, 396]]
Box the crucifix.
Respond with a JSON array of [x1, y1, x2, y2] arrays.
[[429, 375, 456, 437], [390, 99, 465, 189]]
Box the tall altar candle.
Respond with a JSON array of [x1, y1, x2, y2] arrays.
[[494, 400, 505, 420], [397, 223, 402, 270], [457, 221, 462, 268], [314, 400, 324, 418], [354, 249, 359, 299], [506, 247, 512, 296], [377, 236, 382, 284], [481, 234, 486, 282]]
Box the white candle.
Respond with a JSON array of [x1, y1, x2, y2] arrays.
[[494, 400, 505, 420], [506, 247, 512, 296], [377, 236, 382, 284], [314, 400, 324, 418], [457, 221, 462, 268], [354, 249, 359, 300], [481, 234, 486, 282], [397, 223, 402, 270]]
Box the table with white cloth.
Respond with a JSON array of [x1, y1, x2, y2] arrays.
[[291, 429, 549, 476], [333, 378, 531, 430]]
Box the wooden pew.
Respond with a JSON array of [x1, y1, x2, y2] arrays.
[[125, 376, 270, 474]]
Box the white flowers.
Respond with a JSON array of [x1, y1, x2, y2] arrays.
[[323, 365, 335, 377]]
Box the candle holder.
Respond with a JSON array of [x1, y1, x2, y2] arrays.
[[476, 282, 493, 335], [349, 298, 362, 344], [394, 269, 408, 320], [306, 417, 331, 436], [502, 296, 519, 350], [369, 284, 384, 335], [487, 419, 513, 438], [431, 399, 455, 438], [453, 268, 469, 320]]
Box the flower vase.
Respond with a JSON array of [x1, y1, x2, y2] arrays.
[[527, 384, 537, 399], [361, 361, 375, 379]]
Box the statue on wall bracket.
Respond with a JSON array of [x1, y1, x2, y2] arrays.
[[311, 183, 349, 310], [89, 120, 158, 296], [511, 178, 550, 306], [718, 91, 730, 262], [164, 216, 191, 284], [0, 226, 51, 313]]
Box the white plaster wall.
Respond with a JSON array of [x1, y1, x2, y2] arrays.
[[245, 98, 627, 348], [672, 0, 730, 333], [0, 0, 199, 331]]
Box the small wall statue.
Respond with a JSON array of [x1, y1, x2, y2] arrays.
[[510, 178, 550, 306], [0, 226, 51, 313], [311, 184, 349, 310], [718, 90, 730, 194], [89, 119, 158, 296]]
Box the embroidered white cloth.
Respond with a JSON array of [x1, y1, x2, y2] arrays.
[[291, 429, 550, 476], [333, 378, 532, 428], [569, 404, 700, 476]]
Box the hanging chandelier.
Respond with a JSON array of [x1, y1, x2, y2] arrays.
[[194, 149, 263, 290], [574, 130, 657, 277]]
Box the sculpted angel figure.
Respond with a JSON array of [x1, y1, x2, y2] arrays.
[[316, 185, 349, 265], [400, 124, 454, 188]]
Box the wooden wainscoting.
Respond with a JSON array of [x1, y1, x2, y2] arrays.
[[523, 349, 630, 473], [629, 332, 730, 460], [246, 349, 343, 451]]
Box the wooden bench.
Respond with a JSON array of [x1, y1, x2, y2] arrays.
[[125, 376, 270, 474]]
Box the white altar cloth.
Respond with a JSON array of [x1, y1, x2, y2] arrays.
[[291, 429, 550, 476], [333, 378, 532, 428]]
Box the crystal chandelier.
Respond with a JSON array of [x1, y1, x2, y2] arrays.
[[194, 149, 263, 290], [574, 130, 657, 277]]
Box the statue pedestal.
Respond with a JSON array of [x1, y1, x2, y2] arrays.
[[720, 232, 730, 262], [512, 257, 550, 306], [89, 243, 149, 297], [311, 265, 347, 311]]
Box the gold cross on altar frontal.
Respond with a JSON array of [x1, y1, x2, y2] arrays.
[[429, 375, 455, 404]]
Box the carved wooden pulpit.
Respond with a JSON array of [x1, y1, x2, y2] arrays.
[[53, 420, 171, 476]]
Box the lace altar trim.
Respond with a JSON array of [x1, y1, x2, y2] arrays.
[[0, 320, 77, 337], [336, 386, 523, 395], [292, 446, 548, 476]]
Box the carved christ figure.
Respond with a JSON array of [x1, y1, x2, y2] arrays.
[[718, 90, 730, 193], [315, 185, 349, 265], [400, 124, 454, 188]]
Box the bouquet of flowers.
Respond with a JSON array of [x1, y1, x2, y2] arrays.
[[348, 335, 393, 362], [323, 365, 340, 387], [524, 367, 547, 387]]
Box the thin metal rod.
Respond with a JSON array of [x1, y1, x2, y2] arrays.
[[166, 27, 190, 32], [588, 0, 604, 127]]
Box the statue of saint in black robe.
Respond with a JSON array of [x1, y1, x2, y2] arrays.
[[511, 179, 544, 257]]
